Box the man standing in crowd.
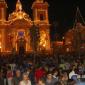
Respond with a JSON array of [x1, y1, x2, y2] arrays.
[[13, 70, 22, 85]]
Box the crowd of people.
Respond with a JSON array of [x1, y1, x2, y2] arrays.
[[0, 53, 85, 85]]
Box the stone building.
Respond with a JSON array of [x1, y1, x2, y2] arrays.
[[64, 23, 85, 53], [0, 0, 51, 53]]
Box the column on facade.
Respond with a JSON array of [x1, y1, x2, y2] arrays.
[[46, 27, 51, 50], [46, 10, 49, 23], [25, 29, 28, 52], [34, 9, 38, 23], [12, 30, 17, 51], [1, 8, 6, 21], [1, 29, 5, 52], [26, 29, 31, 52]]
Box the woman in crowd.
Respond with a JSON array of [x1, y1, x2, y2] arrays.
[[19, 73, 31, 85]]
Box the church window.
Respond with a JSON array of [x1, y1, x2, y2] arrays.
[[18, 31, 24, 37], [40, 14, 44, 20]]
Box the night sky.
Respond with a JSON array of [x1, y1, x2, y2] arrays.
[[5, 0, 85, 40]]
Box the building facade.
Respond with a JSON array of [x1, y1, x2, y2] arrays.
[[0, 0, 51, 53], [64, 23, 85, 53]]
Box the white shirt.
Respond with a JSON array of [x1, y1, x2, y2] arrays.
[[69, 70, 77, 79], [19, 80, 31, 85]]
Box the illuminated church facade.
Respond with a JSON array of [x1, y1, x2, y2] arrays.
[[0, 0, 51, 53]]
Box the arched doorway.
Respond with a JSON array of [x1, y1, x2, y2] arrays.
[[17, 37, 26, 54], [16, 30, 26, 53]]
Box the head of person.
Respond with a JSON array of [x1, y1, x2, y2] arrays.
[[53, 69, 58, 76], [59, 74, 66, 81], [16, 70, 21, 77], [8, 66, 11, 71], [26, 67, 31, 74], [63, 71, 68, 80], [38, 79, 45, 85], [22, 73, 28, 81], [47, 73, 53, 80]]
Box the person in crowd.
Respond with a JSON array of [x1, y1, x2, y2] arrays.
[[67, 79, 76, 85], [64, 62, 70, 71], [69, 68, 78, 79], [59, 62, 65, 71], [13, 70, 22, 85], [0, 71, 4, 85], [19, 73, 31, 85], [78, 63, 84, 78], [63, 72, 68, 81], [6, 66, 13, 85], [59, 74, 68, 85], [2, 64, 8, 85], [37, 78, 46, 85], [54, 81, 63, 85], [35, 66, 45, 82], [52, 69, 59, 81], [26, 67, 35, 85], [45, 72, 57, 85]]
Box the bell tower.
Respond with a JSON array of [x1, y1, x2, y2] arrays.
[[0, 0, 7, 21], [32, 0, 51, 52], [32, 0, 49, 24]]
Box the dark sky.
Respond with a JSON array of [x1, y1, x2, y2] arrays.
[[5, 0, 85, 40]]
